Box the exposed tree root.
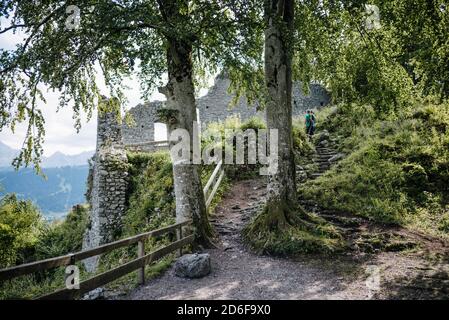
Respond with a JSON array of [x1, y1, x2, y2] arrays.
[[242, 201, 346, 256]]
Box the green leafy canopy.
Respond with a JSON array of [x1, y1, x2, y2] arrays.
[[0, 0, 264, 171]]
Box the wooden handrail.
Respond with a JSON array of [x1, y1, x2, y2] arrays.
[[0, 220, 191, 282], [206, 170, 225, 208], [203, 161, 225, 209], [203, 160, 223, 196], [1, 151, 228, 299], [38, 235, 194, 300]]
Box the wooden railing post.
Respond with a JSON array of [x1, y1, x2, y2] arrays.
[[137, 241, 145, 285]]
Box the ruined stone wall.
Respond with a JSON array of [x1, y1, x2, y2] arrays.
[[83, 109, 128, 272], [122, 101, 165, 145], [121, 74, 331, 145], [196, 73, 331, 127]]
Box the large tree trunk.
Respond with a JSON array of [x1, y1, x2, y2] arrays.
[[157, 1, 214, 247], [264, 0, 296, 222]]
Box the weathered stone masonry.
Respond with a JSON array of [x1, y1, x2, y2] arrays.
[[83, 109, 129, 272], [122, 73, 330, 144]]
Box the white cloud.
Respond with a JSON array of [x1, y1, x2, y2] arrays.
[[0, 20, 164, 157]]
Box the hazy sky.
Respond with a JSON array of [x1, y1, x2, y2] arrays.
[[0, 18, 168, 156]]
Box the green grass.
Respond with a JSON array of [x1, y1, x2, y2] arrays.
[[299, 101, 449, 238]]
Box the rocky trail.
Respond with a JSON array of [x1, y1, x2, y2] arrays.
[[124, 135, 449, 300]]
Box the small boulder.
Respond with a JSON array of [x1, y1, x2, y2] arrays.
[[174, 253, 211, 279], [83, 287, 104, 300], [328, 153, 345, 163], [318, 140, 329, 147], [316, 130, 330, 142]]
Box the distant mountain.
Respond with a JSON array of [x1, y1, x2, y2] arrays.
[[0, 166, 90, 219], [42, 150, 94, 168], [0, 141, 94, 218], [0, 141, 18, 167], [0, 140, 94, 168]]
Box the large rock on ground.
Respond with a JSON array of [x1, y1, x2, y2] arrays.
[[174, 254, 211, 279]]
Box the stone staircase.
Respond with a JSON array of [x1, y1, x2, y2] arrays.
[[296, 132, 432, 258], [296, 130, 343, 182], [310, 145, 340, 180]]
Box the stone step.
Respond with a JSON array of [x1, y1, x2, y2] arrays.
[[310, 173, 323, 179], [316, 151, 334, 155], [315, 152, 336, 156], [317, 154, 334, 158], [319, 149, 337, 152], [316, 151, 336, 155], [316, 152, 337, 157], [313, 159, 332, 164]]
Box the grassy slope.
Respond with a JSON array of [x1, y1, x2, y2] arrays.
[[300, 101, 449, 239]]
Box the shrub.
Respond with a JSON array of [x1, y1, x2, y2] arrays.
[[203, 116, 268, 180], [35, 205, 88, 259], [0, 199, 88, 298], [0, 195, 44, 268]]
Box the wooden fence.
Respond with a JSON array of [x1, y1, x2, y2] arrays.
[[203, 160, 225, 208], [0, 148, 227, 300], [0, 220, 192, 300]]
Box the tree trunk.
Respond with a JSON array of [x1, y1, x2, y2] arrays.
[[157, 1, 214, 247], [264, 0, 297, 220]]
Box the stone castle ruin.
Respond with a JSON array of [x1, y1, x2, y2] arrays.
[[83, 74, 330, 271], [83, 107, 129, 272], [122, 73, 330, 145]]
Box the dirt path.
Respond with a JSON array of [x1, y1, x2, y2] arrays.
[[126, 174, 449, 300]]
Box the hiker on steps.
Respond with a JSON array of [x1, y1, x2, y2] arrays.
[[305, 110, 316, 141]]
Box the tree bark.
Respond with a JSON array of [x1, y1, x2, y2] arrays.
[[157, 0, 214, 247], [264, 0, 297, 220]]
